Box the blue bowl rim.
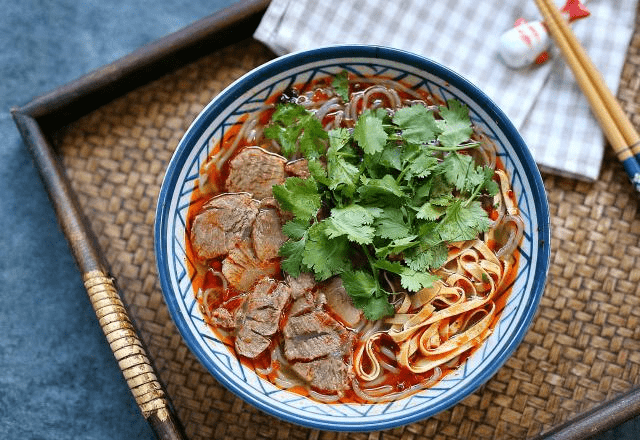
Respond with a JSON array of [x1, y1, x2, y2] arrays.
[[154, 44, 551, 431]]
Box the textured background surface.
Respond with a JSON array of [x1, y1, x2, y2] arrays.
[[1, 1, 639, 439]]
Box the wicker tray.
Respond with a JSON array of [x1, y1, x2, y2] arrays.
[[12, 1, 640, 439]]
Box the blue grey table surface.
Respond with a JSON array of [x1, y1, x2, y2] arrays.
[[0, 1, 638, 439]]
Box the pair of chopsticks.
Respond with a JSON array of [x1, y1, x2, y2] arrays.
[[534, 0, 640, 192]]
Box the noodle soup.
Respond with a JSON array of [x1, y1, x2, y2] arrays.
[[184, 73, 524, 404]]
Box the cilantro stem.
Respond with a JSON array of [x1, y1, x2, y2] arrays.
[[464, 181, 485, 207], [428, 141, 480, 152], [361, 245, 378, 276], [361, 245, 382, 292], [396, 167, 409, 183], [396, 150, 420, 183]]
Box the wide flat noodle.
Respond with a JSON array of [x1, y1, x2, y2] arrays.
[[354, 332, 383, 381], [356, 238, 508, 378]]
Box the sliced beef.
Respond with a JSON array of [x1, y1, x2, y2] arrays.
[[209, 307, 234, 328], [284, 272, 326, 317], [240, 280, 290, 336], [259, 196, 294, 224], [252, 207, 287, 261], [321, 277, 363, 328], [286, 332, 340, 362], [285, 158, 310, 178], [221, 244, 280, 292], [285, 272, 316, 299], [235, 278, 291, 358], [225, 147, 287, 199], [190, 193, 259, 260], [289, 295, 316, 317], [283, 311, 352, 361], [289, 283, 327, 316], [291, 358, 351, 393], [289, 289, 326, 317], [284, 309, 354, 393], [235, 331, 270, 359]]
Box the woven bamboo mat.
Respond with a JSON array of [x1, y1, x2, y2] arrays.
[[52, 24, 640, 440]]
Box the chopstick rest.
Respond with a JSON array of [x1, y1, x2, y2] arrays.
[[498, 0, 590, 69]]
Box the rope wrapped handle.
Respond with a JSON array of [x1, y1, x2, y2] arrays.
[[83, 270, 185, 440]]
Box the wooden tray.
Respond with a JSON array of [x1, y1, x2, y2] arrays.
[[11, 1, 640, 438]]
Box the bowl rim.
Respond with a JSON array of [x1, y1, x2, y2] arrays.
[[154, 44, 551, 431]]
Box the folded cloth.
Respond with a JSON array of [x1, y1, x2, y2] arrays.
[[254, 0, 638, 181]]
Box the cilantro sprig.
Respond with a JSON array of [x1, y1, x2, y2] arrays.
[[266, 89, 498, 320], [331, 70, 350, 102], [263, 104, 328, 159]]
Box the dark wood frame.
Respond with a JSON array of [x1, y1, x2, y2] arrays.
[[10, 0, 640, 438]]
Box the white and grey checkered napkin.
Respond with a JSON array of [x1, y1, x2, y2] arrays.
[[254, 0, 638, 181]]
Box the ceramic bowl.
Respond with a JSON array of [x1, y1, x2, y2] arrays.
[[154, 45, 551, 431]]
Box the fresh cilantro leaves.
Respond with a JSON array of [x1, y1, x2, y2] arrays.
[[436, 99, 474, 148], [341, 270, 396, 318], [324, 205, 381, 245], [271, 177, 321, 221], [264, 104, 328, 158], [269, 83, 498, 320], [354, 113, 388, 155], [393, 105, 440, 144], [331, 70, 350, 101]]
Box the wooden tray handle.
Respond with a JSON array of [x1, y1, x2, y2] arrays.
[[11, 110, 187, 440], [83, 271, 178, 431]]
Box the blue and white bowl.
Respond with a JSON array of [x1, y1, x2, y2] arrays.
[[154, 45, 550, 431]]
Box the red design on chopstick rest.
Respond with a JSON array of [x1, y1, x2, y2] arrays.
[[561, 0, 590, 22], [498, 0, 590, 69]]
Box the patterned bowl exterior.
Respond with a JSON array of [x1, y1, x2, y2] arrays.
[[155, 45, 551, 431]]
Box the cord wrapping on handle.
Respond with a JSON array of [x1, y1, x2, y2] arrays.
[[83, 269, 170, 421]]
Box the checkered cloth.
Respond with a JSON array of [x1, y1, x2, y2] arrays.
[[254, 0, 638, 181]]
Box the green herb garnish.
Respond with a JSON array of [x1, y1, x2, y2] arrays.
[[331, 70, 350, 101], [266, 94, 498, 320], [263, 104, 327, 159]]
